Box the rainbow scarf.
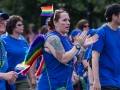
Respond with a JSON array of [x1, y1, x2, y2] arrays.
[[35, 55, 44, 76], [40, 6, 53, 16], [19, 34, 45, 76]]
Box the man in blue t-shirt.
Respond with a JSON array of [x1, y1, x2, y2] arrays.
[[92, 3, 120, 90]]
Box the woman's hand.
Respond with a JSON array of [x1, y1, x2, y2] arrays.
[[83, 34, 98, 48], [75, 30, 88, 46], [90, 84, 93, 90], [3, 71, 18, 84], [72, 72, 79, 84]]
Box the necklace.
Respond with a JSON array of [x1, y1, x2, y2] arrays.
[[0, 39, 5, 72]]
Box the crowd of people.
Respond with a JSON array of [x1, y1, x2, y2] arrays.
[[0, 3, 120, 90]]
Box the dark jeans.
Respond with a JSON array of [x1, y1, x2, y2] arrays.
[[101, 86, 120, 90]]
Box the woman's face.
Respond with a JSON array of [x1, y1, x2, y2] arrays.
[[0, 16, 6, 35], [54, 12, 70, 35], [13, 21, 24, 34], [83, 23, 90, 31]]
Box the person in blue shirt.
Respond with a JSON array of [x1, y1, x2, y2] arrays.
[[28, 9, 98, 90], [0, 13, 18, 90], [78, 29, 97, 76], [92, 3, 120, 90], [75, 19, 90, 78], [2, 15, 30, 90]]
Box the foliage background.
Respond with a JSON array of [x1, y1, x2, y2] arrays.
[[0, 0, 120, 34]]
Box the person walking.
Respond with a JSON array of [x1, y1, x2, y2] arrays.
[[29, 9, 98, 90], [0, 13, 18, 90], [2, 15, 30, 90], [92, 3, 120, 90]]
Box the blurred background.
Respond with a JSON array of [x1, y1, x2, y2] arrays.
[[0, 0, 120, 35]]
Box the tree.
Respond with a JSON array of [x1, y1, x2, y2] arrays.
[[0, 0, 120, 34]]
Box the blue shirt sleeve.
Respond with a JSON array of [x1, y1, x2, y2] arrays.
[[92, 27, 105, 53]]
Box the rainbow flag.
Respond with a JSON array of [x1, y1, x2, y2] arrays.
[[35, 55, 44, 76], [40, 6, 53, 16], [21, 34, 45, 75], [14, 63, 30, 74]]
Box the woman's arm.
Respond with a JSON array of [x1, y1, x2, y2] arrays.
[[28, 62, 37, 89], [45, 33, 98, 64], [0, 71, 18, 84], [77, 49, 86, 64], [45, 35, 79, 64], [82, 59, 88, 68]]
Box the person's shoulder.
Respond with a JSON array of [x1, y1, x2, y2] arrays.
[[20, 35, 26, 40], [46, 34, 60, 41], [96, 25, 107, 34], [45, 31, 60, 40], [118, 27, 120, 30], [87, 29, 97, 36], [1, 34, 9, 40], [97, 26, 105, 32]]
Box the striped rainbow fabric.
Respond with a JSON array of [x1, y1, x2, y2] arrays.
[[14, 63, 30, 74], [40, 6, 53, 16], [35, 55, 44, 76], [21, 34, 45, 76]]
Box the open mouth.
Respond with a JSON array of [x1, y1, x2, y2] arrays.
[[0, 22, 5, 28], [65, 26, 70, 30], [0, 24, 5, 28]]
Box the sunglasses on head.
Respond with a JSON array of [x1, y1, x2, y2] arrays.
[[53, 9, 65, 20], [17, 24, 23, 26]]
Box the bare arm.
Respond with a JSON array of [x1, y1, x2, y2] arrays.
[[0, 73, 6, 79], [0, 71, 18, 84], [92, 50, 100, 82], [28, 62, 36, 88], [82, 59, 88, 68], [88, 63, 94, 90], [45, 35, 79, 64], [88, 62, 93, 84], [77, 50, 86, 64], [44, 32, 98, 64], [92, 50, 101, 90]]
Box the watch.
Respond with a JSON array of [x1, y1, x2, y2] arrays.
[[75, 44, 81, 50]]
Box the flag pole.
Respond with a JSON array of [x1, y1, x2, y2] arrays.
[[52, 4, 54, 13]]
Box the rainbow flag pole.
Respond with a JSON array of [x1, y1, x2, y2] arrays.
[[14, 63, 30, 74], [40, 5, 53, 16]]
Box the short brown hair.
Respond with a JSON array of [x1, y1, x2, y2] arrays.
[[76, 19, 89, 31], [6, 15, 23, 34]]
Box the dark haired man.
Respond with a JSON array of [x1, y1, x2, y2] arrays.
[[92, 3, 120, 90]]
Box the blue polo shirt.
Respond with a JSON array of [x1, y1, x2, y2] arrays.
[[92, 24, 120, 87]]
